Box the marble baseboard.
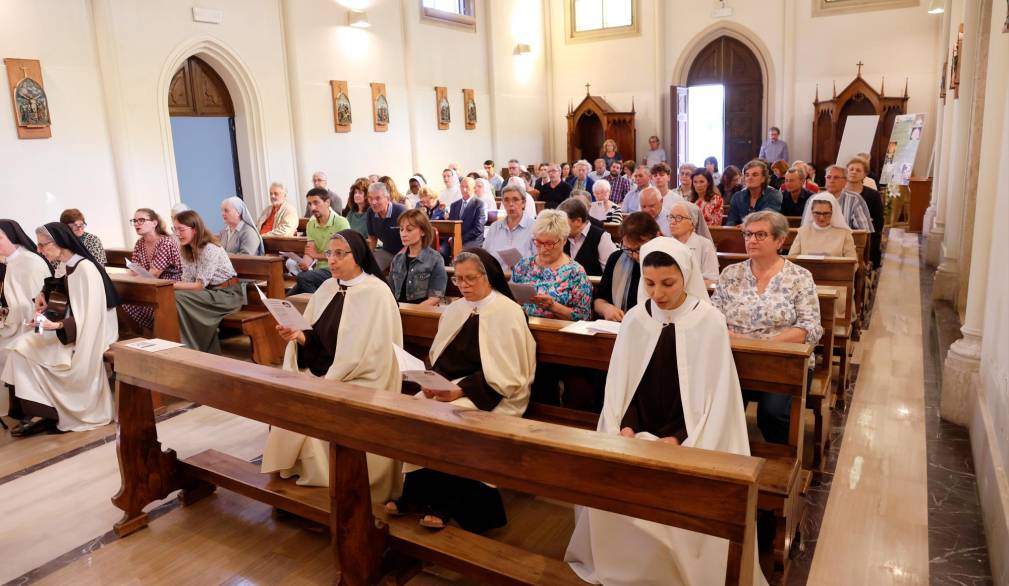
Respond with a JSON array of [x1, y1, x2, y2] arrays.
[[971, 388, 1009, 585]]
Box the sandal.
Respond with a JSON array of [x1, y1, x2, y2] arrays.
[[384, 498, 413, 517], [11, 417, 55, 438], [418, 509, 450, 530]]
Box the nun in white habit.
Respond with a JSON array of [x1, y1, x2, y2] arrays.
[[260, 229, 403, 502], [1, 222, 119, 435], [0, 220, 52, 380], [387, 248, 536, 533], [440, 168, 462, 208], [565, 236, 766, 586]]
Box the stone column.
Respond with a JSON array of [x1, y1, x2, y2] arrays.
[[925, 0, 953, 265], [941, 2, 1004, 425], [933, 0, 980, 301]]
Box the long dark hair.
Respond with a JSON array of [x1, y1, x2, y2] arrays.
[[343, 178, 371, 215], [174, 210, 218, 262], [690, 168, 718, 202]]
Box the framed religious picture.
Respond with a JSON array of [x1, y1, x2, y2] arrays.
[[435, 86, 450, 130], [949, 23, 963, 99], [4, 58, 52, 139], [463, 88, 476, 130], [370, 82, 389, 132], [330, 80, 351, 133]]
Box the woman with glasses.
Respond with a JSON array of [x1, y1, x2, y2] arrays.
[[789, 194, 857, 258], [2, 223, 120, 436], [593, 212, 660, 322], [667, 201, 719, 285], [218, 196, 264, 256], [262, 230, 403, 502], [388, 248, 535, 533], [172, 210, 243, 354], [567, 237, 766, 586], [123, 208, 183, 332], [387, 210, 446, 306], [711, 211, 822, 445], [0, 220, 52, 383], [60, 209, 106, 265], [510, 210, 592, 321]]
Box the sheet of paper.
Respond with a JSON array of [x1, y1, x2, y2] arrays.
[[795, 254, 827, 260], [254, 284, 313, 331], [402, 369, 461, 392], [394, 344, 427, 372], [586, 320, 621, 335], [125, 260, 155, 279], [588, 202, 607, 221], [126, 338, 185, 352], [497, 248, 523, 269], [560, 321, 597, 336], [509, 282, 537, 305]]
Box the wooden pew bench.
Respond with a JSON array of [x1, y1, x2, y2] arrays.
[[111, 342, 763, 586], [107, 248, 286, 365], [431, 220, 463, 259], [441, 266, 602, 298], [390, 302, 810, 578]]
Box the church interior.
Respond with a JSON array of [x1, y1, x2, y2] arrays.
[[0, 0, 1007, 584]]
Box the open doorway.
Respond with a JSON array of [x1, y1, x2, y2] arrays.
[[168, 56, 241, 232], [686, 84, 725, 169]]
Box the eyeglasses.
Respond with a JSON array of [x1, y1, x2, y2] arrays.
[[69, 222, 87, 230], [324, 249, 352, 259], [451, 274, 484, 286], [811, 211, 833, 218], [742, 231, 770, 241], [37, 241, 57, 250], [668, 215, 690, 224], [128, 218, 153, 225], [534, 238, 561, 249], [622, 244, 641, 257]]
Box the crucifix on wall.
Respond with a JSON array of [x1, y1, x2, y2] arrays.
[[4, 58, 52, 139]]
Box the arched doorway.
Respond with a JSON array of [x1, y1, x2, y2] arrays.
[[675, 36, 764, 170], [168, 56, 242, 232]]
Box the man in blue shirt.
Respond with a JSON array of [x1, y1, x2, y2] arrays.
[[726, 160, 782, 226], [366, 182, 406, 271], [621, 166, 652, 213], [758, 126, 790, 163]]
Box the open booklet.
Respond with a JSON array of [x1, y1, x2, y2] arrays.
[[253, 284, 313, 331], [393, 344, 461, 393], [496, 248, 523, 269], [508, 282, 537, 305], [125, 260, 155, 279]]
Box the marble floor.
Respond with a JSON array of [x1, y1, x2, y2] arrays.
[[0, 234, 993, 585]]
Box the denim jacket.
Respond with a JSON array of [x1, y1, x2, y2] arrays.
[[387, 246, 447, 302]]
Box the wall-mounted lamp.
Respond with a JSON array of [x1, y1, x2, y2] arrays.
[[927, 0, 944, 14], [513, 43, 531, 55], [348, 9, 371, 28]]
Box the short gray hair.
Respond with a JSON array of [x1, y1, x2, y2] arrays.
[[368, 181, 390, 198], [593, 179, 611, 194], [573, 160, 591, 171], [501, 184, 525, 199], [532, 209, 571, 241], [785, 166, 806, 182], [269, 181, 287, 193], [742, 210, 789, 240]]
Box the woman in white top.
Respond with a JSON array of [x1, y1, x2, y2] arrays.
[[566, 237, 765, 586], [2, 222, 119, 436], [590, 179, 624, 223], [0, 220, 52, 387], [261, 230, 403, 501], [667, 201, 718, 284], [218, 196, 264, 256]]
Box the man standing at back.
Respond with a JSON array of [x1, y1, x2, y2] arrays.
[[303, 171, 344, 217], [758, 127, 789, 163], [484, 160, 504, 194], [290, 187, 350, 294]]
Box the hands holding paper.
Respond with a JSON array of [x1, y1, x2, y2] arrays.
[[422, 387, 464, 402], [276, 325, 306, 345]]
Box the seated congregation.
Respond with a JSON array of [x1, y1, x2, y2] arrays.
[[0, 143, 881, 585]]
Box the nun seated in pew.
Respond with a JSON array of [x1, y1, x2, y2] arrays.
[[218, 196, 264, 256], [789, 193, 857, 258], [0, 220, 53, 421], [1, 223, 120, 437], [666, 200, 719, 285], [386, 248, 536, 533], [172, 210, 244, 354], [565, 236, 768, 586], [261, 230, 403, 502]]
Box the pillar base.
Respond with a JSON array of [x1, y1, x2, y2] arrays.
[[940, 331, 982, 426], [933, 259, 959, 301], [926, 222, 944, 267]]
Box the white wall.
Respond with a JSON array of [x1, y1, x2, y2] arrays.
[[0, 0, 124, 244], [548, 0, 941, 171]]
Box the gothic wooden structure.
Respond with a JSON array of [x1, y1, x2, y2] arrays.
[[566, 87, 636, 164]]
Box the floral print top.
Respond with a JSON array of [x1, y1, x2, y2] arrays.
[[699, 193, 724, 226], [711, 259, 823, 346], [510, 256, 593, 321], [131, 236, 183, 281]]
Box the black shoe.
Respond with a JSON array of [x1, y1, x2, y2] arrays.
[[11, 418, 55, 438]]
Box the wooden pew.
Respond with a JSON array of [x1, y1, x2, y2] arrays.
[[715, 253, 858, 395], [111, 342, 763, 586], [786, 216, 802, 228], [431, 220, 463, 259], [441, 266, 602, 299], [389, 303, 810, 577], [109, 274, 181, 342], [106, 248, 286, 365], [297, 217, 308, 233], [262, 235, 307, 255], [603, 222, 621, 239]]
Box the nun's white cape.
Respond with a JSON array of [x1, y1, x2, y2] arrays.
[[565, 238, 767, 586], [1, 256, 117, 430], [260, 274, 403, 502], [402, 292, 535, 474], [0, 247, 50, 378]]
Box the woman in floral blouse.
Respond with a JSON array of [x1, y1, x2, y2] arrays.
[[711, 210, 822, 445], [60, 208, 106, 265], [510, 210, 592, 321], [690, 168, 724, 226], [124, 208, 183, 331]]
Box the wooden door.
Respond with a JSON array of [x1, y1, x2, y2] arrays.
[[686, 36, 763, 169], [575, 112, 604, 162]]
